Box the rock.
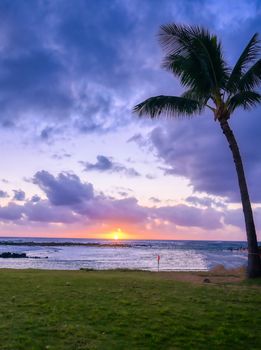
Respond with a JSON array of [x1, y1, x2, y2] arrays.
[[203, 278, 211, 283], [0, 252, 27, 258], [0, 252, 47, 259]]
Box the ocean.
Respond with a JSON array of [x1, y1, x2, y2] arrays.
[[0, 237, 249, 271]]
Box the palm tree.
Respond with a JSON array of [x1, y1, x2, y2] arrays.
[[133, 24, 261, 278]]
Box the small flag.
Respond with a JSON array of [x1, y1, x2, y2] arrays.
[[157, 255, 160, 272]]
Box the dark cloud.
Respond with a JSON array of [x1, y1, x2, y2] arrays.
[[0, 0, 158, 133], [127, 133, 149, 149], [150, 197, 161, 204], [24, 200, 79, 224], [82, 155, 141, 177], [1, 120, 15, 128], [40, 127, 59, 141], [0, 190, 9, 198], [51, 152, 72, 160], [146, 174, 156, 180], [186, 196, 227, 209], [13, 190, 26, 201], [118, 191, 129, 197], [0, 203, 23, 221], [0, 50, 72, 123], [33, 171, 94, 206], [0, 0, 260, 139], [150, 108, 261, 202], [0, 1, 209, 133], [31, 195, 41, 203]]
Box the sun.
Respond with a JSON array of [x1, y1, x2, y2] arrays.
[[112, 228, 122, 240]]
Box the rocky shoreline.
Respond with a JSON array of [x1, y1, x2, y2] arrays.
[[0, 252, 48, 259]]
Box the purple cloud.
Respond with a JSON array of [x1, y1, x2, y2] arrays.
[[186, 196, 226, 209], [82, 155, 141, 177], [0, 203, 23, 221], [156, 205, 222, 230], [24, 200, 79, 224], [13, 190, 26, 201], [150, 109, 261, 202], [0, 170, 235, 233], [33, 171, 94, 206], [0, 190, 9, 198], [31, 195, 41, 203]]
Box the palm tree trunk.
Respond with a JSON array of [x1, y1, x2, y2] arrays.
[[220, 120, 261, 278]]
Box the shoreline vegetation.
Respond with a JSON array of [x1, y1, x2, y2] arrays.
[[0, 268, 260, 349]]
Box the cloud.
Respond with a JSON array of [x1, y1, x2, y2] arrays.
[[0, 168, 260, 240], [13, 190, 26, 201], [0, 49, 72, 124], [201, 0, 259, 29], [224, 207, 261, 231], [150, 109, 261, 202], [156, 204, 222, 230], [127, 133, 149, 149], [33, 171, 94, 206], [0, 190, 9, 198], [0, 170, 231, 233], [150, 197, 161, 204], [79, 196, 148, 224], [82, 155, 141, 177], [186, 196, 227, 209], [0, 0, 260, 140], [24, 200, 79, 224], [31, 195, 41, 203], [0, 203, 24, 221], [51, 152, 72, 160], [40, 126, 64, 141]]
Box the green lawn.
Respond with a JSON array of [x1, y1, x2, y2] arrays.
[[0, 269, 260, 350]]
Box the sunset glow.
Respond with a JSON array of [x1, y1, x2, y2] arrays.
[[112, 229, 123, 241]]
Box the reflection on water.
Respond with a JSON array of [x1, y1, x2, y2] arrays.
[[0, 238, 248, 271]]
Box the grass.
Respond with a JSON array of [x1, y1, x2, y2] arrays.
[[0, 269, 260, 350]]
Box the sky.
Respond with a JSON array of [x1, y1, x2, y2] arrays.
[[0, 0, 261, 241]]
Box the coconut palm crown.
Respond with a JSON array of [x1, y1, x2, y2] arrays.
[[134, 24, 261, 278]]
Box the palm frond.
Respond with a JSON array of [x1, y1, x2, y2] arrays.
[[228, 91, 261, 112], [133, 95, 202, 118], [162, 53, 211, 93], [238, 59, 261, 91], [159, 24, 229, 93], [181, 88, 210, 106], [226, 33, 260, 92]]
